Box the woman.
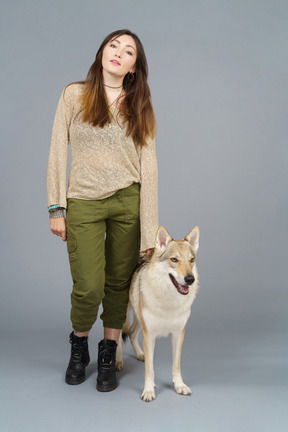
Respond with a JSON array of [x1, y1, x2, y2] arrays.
[[47, 30, 158, 392]]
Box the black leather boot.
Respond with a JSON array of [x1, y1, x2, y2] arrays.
[[96, 339, 118, 392], [65, 331, 90, 385]]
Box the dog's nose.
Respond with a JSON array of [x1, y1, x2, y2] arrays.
[[184, 275, 195, 285]]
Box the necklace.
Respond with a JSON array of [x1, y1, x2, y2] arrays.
[[104, 83, 123, 89], [108, 88, 123, 108], [108, 89, 123, 128]]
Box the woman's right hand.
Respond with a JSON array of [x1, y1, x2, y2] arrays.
[[50, 217, 67, 242]]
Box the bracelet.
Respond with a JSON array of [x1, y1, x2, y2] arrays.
[[49, 209, 65, 218], [48, 204, 60, 211]]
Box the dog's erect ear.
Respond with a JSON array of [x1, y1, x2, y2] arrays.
[[155, 226, 172, 251], [185, 226, 200, 252]]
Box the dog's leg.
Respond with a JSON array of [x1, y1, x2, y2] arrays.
[[141, 328, 156, 402], [116, 330, 123, 371], [129, 317, 144, 361], [171, 329, 191, 395]]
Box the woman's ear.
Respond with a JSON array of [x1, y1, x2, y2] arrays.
[[131, 62, 136, 74]]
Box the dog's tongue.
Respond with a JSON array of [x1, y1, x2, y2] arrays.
[[177, 282, 189, 294]]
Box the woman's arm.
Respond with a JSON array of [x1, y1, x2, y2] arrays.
[[47, 86, 73, 211], [139, 137, 159, 252], [47, 86, 74, 240]]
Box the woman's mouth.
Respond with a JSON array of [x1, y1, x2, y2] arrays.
[[110, 60, 121, 66]]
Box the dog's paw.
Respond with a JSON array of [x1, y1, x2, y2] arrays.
[[175, 383, 192, 396], [136, 353, 145, 362], [116, 361, 123, 371], [141, 389, 156, 402]]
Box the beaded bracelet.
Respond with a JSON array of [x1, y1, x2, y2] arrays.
[[48, 204, 60, 211]]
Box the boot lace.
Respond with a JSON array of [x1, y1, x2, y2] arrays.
[[71, 344, 85, 362], [69, 334, 87, 363], [99, 347, 114, 368]]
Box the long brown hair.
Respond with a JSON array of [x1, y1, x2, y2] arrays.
[[73, 29, 156, 146]]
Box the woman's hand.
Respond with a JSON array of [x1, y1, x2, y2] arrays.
[[50, 217, 67, 242]]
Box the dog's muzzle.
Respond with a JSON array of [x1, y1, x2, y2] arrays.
[[169, 274, 193, 295]]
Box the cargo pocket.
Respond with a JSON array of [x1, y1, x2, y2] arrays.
[[67, 236, 77, 261]]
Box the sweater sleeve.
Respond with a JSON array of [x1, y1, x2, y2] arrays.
[[47, 86, 73, 209], [139, 137, 159, 251]]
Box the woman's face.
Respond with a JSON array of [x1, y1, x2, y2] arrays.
[[102, 34, 137, 79]]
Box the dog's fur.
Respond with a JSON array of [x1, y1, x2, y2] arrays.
[[116, 225, 200, 401]]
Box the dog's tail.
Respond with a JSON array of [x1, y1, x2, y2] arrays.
[[122, 332, 128, 342]]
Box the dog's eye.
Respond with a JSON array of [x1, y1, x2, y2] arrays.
[[190, 258, 194, 263], [170, 257, 178, 263]]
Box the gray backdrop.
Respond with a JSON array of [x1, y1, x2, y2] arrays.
[[1, 0, 287, 431]]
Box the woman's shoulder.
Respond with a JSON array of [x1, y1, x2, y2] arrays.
[[62, 82, 85, 105]]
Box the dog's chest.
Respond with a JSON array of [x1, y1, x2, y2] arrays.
[[142, 306, 191, 337]]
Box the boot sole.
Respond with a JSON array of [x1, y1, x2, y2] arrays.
[[96, 382, 117, 392], [65, 375, 86, 385]]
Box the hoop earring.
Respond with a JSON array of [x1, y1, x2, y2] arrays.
[[127, 71, 135, 83]]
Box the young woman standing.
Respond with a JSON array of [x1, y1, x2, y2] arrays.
[[47, 29, 158, 392]]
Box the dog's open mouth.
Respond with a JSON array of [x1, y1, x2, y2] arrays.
[[169, 274, 189, 295]]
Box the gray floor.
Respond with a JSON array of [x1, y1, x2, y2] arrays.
[[1, 323, 287, 432], [1, 1, 287, 430]]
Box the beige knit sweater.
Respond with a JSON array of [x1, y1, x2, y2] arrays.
[[47, 83, 158, 251]]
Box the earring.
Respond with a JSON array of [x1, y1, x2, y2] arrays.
[[127, 71, 135, 83]]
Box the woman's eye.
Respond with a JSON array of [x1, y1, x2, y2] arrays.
[[170, 257, 178, 263], [110, 44, 116, 48], [126, 51, 133, 56]]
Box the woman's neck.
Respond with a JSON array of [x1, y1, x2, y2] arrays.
[[102, 70, 123, 89]]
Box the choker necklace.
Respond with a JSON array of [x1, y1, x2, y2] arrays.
[[104, 83, 123, 89]]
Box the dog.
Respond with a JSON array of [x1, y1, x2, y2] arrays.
[[116, 225, 200, 401]]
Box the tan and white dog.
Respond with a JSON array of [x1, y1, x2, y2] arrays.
[[116, 225, 200, 401]]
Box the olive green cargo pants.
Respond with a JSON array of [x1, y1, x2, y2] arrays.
[[66, 183, 140, 332]]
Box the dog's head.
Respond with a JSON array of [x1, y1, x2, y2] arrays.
[[152, 226, 200, 296]]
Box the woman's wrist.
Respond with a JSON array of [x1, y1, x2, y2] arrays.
[[49, 208, 65, 218]]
